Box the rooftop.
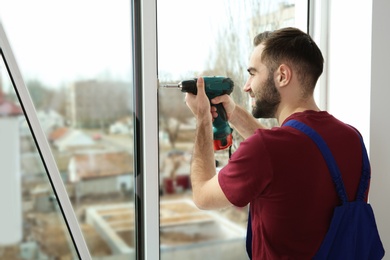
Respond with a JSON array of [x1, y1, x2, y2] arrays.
[[0, 89, 22, 116]]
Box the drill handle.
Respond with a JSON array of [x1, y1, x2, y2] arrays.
[[213, 103, 228, 123], [212, 103, 233, 150]]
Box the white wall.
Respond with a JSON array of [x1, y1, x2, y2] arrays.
[[370, 0, 390, 253], [327, 0, 372, 145], [326, 0, 389, 253], [0, 118, 22, 245]]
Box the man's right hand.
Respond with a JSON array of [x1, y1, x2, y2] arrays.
[[185, 77, 213, 124]]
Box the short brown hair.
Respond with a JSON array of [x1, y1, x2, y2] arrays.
[[254, 27, 324, 96]]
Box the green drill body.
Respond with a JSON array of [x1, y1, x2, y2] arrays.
[[179, 76, 234, 150]]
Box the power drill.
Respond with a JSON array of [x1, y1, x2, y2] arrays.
[[164, 76, 234, 150]]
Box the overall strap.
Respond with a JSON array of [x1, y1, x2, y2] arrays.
[[284, 120, 349, 203], [354, 127, 371, 201], [284, 120, 370, 203]]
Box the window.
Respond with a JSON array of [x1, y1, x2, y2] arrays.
[[0, 1, 135, 259], [157, 0, 308, 258], [0, 0, 311, 258]]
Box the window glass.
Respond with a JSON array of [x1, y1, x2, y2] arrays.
[[0, 1, 135, 259], [0, 53, 79, 259], [158, 0, 302, 258]]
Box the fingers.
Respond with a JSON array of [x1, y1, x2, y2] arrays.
[[196, 77, 206, 97], [185, 92, 196, 115], [211, 110, 218, 119], [184, 76, 210, 118], [210, 94, 236, 120], [211, 94, 226, 105], [197, 76, 204, 85], [211, 94, 232, 108]]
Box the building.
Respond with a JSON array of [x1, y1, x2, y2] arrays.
[[0, 88, 23, 245], [67, 80, 132, 128], [49, 127, 96, 152], [68, 150, 133, 199]]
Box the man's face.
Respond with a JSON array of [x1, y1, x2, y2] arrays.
[[244, 44, 281, 118], [251, 71, 281, 118]]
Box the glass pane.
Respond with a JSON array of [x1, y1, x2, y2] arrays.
[[158, 0, 302, 259], [0, 54, 78, 259], [0, 1, 135, 259]]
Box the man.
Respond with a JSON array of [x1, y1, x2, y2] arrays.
[[185, 27, 365, 259]]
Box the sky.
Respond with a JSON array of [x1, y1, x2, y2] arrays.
[[0, 0, 133, 87], [0, 0, 228, 87], [157, 0, 227, 80], [0, 0, 295, 87]]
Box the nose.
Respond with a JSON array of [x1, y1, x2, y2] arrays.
[[243, 79, 251, 92]]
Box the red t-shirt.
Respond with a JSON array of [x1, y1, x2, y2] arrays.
[[218, 111, 365, 259]]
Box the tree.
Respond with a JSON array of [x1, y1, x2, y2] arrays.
[[26, 79, 55, 110], [204, 0, 283, 149], [159, 81, 194, 148]]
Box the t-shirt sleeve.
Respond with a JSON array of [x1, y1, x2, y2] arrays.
[[218, 131, 273, 207]]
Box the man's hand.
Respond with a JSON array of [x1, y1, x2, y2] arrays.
[[210, 94, 237, 121], [212, 87, 266, 139], [185, 76, 232, 210], [184, 77, 212, 123]]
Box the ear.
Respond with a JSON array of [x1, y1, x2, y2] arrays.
[[275, 64, 292, 87]]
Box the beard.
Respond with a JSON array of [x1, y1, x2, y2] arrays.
[[251, 73, 281, 119]]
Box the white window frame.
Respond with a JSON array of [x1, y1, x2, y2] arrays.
[[309, 0, 330, 111], [132, 0, 160, 259]]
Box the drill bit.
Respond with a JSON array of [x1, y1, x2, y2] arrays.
[[163, 83, 181, 88]]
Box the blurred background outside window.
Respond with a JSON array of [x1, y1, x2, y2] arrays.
[[0, 1, 135, 259]]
